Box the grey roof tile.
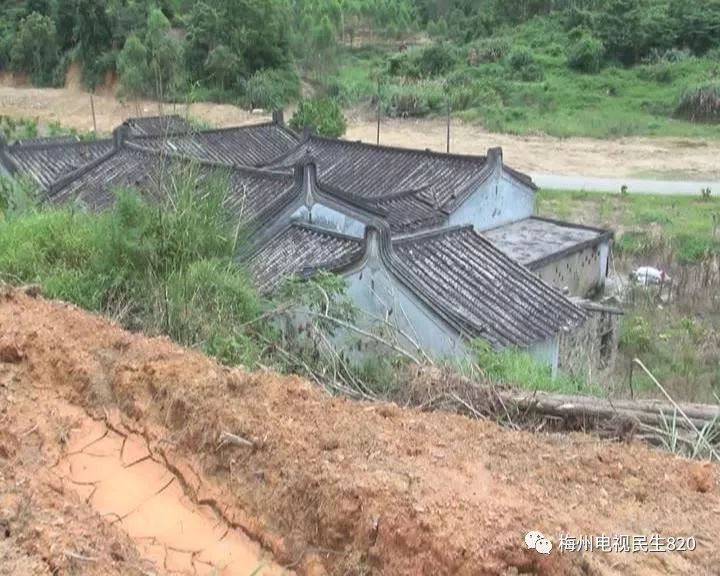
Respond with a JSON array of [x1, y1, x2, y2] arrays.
[[123, 114, 194, 136], [391, 226, 586, 348], [1, 138, 114, 190], [46, 145, 298, 224], [248, 223, 363, 294], [267, 136, 498, 210], [484, 216, 613, 268], [132, 122, 300, 167]]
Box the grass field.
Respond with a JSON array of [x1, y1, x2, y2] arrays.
[[537, 188, 720, 402], [327, 17, 720, 139], [536, 189, 720, 264]]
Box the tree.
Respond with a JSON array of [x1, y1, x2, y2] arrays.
[[289, 98, 347, 137], [10, 12, 58, 86], [183, 0, 292, 93], [74, 0, 113, 88], [184, 1, 219, 83], [54, 0, 77, 52], [144, 8, 181, 98], [595, 0, 643, 65], [206, 44, 242, 91], [117, 34, 149, 101]]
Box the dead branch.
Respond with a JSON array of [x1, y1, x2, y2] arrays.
[[308, 311, 421, 364], [217, 431, 254, 449], [64, 550, 98, 563]]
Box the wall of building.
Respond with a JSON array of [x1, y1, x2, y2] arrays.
[[532, 240, 611, 298], [343, 263, 469, 358], [558, 308, 619, 380], [290, 202, 366, 238], [448, 169, 535, 232]]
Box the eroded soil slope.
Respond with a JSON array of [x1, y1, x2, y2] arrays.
[[1, 288, 719, 575]]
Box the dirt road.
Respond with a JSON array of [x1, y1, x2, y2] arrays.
[[1, 286, 719, 575], [2, 81, 720, 180]]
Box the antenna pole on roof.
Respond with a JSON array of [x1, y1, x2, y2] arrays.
[[446, 99, 451, 154], [90, 94, 97, 133], [376, 77, 382, 145], [376, 99, 381, 145]]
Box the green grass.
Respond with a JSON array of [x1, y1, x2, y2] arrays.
[[537, 188, 720, 402], [329, 19, 720, 139], [537, 189, 720, 263], [469, 341, 603, 395]]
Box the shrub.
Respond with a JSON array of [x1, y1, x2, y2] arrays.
[[508, 47, 534, 71], [676, 83, 720, 124], [289, 98, 347, 138], [383, 81, 445, 118], [415, 42, 459, 77], [637, 62, 675, 84], [244, 67, 300, 110], [567, 34, 604, 73], [468, 37, 510, 63], [507, 47, 544, 82]]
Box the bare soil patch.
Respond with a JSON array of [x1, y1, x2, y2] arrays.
[[2, 82, 720, 179], [1, 287, 719, 575]]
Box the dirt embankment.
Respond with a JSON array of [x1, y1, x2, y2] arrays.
[[1, 287, 719, 575], [1, 79, 720, 180]]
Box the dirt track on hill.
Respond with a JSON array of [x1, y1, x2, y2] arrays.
[[1, 286, 720, 575], [2, 79, 720, 181]]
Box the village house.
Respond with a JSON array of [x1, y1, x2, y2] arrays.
[[0, 114, 618, 375]]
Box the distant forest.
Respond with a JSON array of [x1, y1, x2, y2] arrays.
[[1, 0, 719, 120]]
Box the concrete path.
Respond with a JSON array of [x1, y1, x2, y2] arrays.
[[531, 174, 720, 195]]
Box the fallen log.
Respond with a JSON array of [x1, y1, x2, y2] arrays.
[[399, 365, 720, 448]]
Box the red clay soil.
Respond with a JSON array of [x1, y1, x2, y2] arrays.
[[1, 287, 719, 575]]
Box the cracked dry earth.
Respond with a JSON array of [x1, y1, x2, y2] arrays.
[[2, 287, 720, 576], [58, 417, 288, 575], [1, 369, 290, 575]]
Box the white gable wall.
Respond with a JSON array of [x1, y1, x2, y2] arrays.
[[448, 168, 535, 232], [344, 263, 468, 358], [340, 257, 561, 373], [290, 202, 366, 238]]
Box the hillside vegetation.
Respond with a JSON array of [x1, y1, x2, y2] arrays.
[[1, 0, 720, 138]]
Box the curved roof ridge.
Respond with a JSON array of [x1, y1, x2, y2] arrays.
[[393, 224, 473, 244], [123, 140, 295, 181], [9, 137, 113, 152], [308, 134, 490, 163], [291, 221, 366, 243]]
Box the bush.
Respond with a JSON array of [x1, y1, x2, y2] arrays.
[[383, 81, 445, 118], [636, 62, 675, 84], [244, 67, 300, 110], [567, 34, 604, 73], [508, 47, 534, 71], [388, 42, 460, 79], [676, 83, 720, 124], [469, 37, 510, 63], [289, 98, 346, 138], [0, 169, 268, 364], [507, 47, 544, 82]]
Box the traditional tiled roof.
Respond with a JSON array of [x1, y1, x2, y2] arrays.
[[122, 114, 193, 136], [0, 138, 114, 190], [389, 226, 586, 348], [484, 216, 613, 269], [14, 135, 80, 146], [46, 144, 298, 225], [247, 223, 364, 294], [132, 122, 300, 167], [374, 190, 447, 234], [267, 136, 506, 211]]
